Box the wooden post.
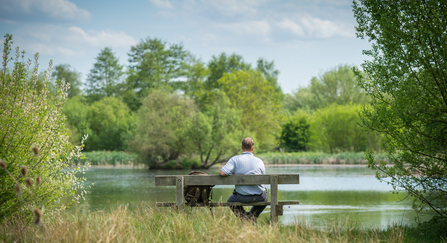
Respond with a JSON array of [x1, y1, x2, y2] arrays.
[[175, 176, 184, 212], [270, 175, 278, 225]]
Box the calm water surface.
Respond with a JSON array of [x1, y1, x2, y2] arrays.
[[75, 165, 426, 228]]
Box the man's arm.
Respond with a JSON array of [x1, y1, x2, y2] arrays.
[[219, 169, 227, 176]]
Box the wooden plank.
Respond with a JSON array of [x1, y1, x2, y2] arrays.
[[175, 176, 184, 212], [270, 175, 279, 225], [155, 174, 299, 186], [156, 201, 300, 207]]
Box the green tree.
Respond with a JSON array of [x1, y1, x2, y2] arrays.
[[280, 111, 311, 151], [353, 0, 447, 218], [256, 58, 283, 100], [63, 96, 90, 146], [52, 64, 82, 98], [219, 70, 283, 150], [311, 104, 380, 153], [205, 53, 251, 90], [129, 91, 196, 168], [84, 97, 134, 151], [86, 47, 124, 102], [0, 34, 87, 220], [126, 38, 190, 107], [187, 90, 241, 169], [284, 65, 368, 112]]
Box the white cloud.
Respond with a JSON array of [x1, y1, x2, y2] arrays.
[[277, 16, 354, 38], [14, 25, 137, 57], [0, 0, 92, 21], [148, 0, 174, 9], [218, 21, 271, 36], [202, 0, 269, 16]]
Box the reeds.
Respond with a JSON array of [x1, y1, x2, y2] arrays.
[[73, 151, 139, 166], [258, 152, 390, 165], [0, 202, 415, 243]]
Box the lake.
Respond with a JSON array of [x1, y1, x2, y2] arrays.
[[75, 164, 427, 228]]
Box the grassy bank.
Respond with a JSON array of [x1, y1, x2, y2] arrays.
[[258, 151, 389, 165], [0, 202, 428, 243], [73, 151, 139, 166]]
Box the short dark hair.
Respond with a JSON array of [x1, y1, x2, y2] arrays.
[[241, 137, 254, 150]]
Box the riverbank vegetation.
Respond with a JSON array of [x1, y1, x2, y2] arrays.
[[2, 202, 444, 243]]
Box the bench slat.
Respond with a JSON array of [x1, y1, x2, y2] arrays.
[[155, 174, 299, 186], [156, 201, 300, 207]]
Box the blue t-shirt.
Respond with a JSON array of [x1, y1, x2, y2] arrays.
[[221, 151, 266, 195]]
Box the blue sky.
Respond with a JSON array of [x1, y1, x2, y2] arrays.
[[0, 0, 371, 93]]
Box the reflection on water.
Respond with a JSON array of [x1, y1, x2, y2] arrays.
[[74, 165, 426, 228]]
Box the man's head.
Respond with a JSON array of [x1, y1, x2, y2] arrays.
[[241, 137, 255, 152]]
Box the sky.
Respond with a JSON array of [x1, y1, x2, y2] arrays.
[[0, 0, 372, 93]]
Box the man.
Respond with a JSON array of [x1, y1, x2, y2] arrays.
[[219, 137, 267, 222]]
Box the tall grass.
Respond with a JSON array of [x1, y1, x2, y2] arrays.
[[0, 202, 417, 243], [258, 152, 389, 165], [73, 151, 139, 166]]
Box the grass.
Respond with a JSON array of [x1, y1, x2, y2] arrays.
[[257, 151, 389, 165], [0, 202, 437, 243], [73, 151, 139, 166]]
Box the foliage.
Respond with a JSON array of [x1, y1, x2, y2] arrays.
[[52, 64, 82, 98], [256, 58, 283, 100], [353, 0, 447, 218], [85, 97, 135, 151], [187, 90, 241, 169], [311, 104, 381, 153], [129, 90, 196, 168], [284, 65, 368, 113], [258, 151, 389, 165], [63, 95, 90, 146], [0, 202, 414, 243], [126, 37, 191, 107], [219, 70, 283, 150], [73, 151, 138, 166], [0, 34, 87, 220], [205, 52, 251, 90], [86, 47, 124, 102], [280, 111, 311, 152]]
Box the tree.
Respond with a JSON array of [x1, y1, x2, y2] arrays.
[[52, 64, 82, 98], [128, 91, 196, 168], [0, 34, 87, 220], [284, 65, 368, 112], [219, 70, 283, 150], [353, 0, 447, 218], [256, 58, 283, 100], [205, 53, 251, 90], [84, 97, 135, 151], [86, 47, 124, 102], [187, 90, 241, 169], [310, 104, 381, 153], [280, 111, 311, 152], [126, 37, 191, 106], [63, 96, 90, 146]]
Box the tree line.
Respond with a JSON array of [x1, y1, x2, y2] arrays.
[[54, 38, 381, 169]]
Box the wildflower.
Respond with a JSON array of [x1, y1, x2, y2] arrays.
[[32, 146, 39, 155], [21, 166, 28, 176], [0, 160, 6, 169], [25, 177, 33, 187], [34, 208, 42, 224]]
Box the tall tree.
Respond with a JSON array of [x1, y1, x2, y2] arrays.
[[86, 47, 123, 102], [52, 64, 82, 98], [126, 38, 190, 101], [205, 53, 251, 90], [256, 58, 283, 99], [219, 70, 283, 150], [353, 0, 447, 218]]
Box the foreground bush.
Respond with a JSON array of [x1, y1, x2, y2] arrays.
[[0, 34, 87, 221], [0, 202, 420, 243]]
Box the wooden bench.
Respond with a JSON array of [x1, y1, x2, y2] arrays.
[[155, 174, 300, 224]]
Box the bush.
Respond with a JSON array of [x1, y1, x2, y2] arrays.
[[0, 34, 87, 221]]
